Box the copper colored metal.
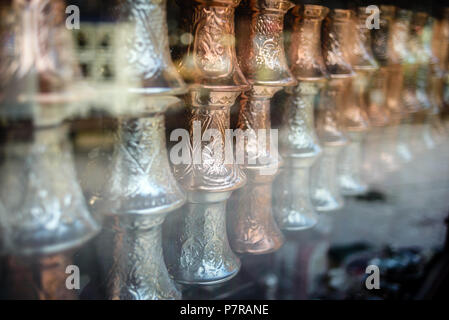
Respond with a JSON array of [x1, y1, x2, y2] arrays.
[[164, 0, 248, 285], [439, 9, 449, 126], [337, 9, 377, 196], [273, 4, 328, 229], [418, 15, 446, 149], [98, 214, 181, 300], [365, 7, 413, 180], [3, 253, 77, 300], [228, 0, 295, 252], [0, 0, 79, 125], [433, 8, 449, 127], [88, 0, 186, 299], [408, 12, 438, 152], [93, 114, 185, 300], [310, 9, 351, 211]]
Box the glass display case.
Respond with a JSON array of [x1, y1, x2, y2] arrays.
[[1, 0, 449, 301]]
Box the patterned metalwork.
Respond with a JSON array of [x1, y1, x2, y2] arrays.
[[227, 0, 294, 253], [88, 0, 187, 299], [164, 200, 240, 284], [164, 0, 248, 284], [110, 0, 185, 95], [91, 115, 185, 216]]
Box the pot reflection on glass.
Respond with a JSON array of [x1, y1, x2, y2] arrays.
[[227, 0, 295, 253], [163, 0, 248, 285], [274, 4, 328, 229], [394, 9, 423, 161], [87, 0, 187, 300], [0, 0, 99, 299], [435, 8, 449, 128], [408, 12, 439, 152], [310, 9, 351, 212], [433, 8, 449, 130], [337, 9, 377, 196], [362, 5, 400, 187]]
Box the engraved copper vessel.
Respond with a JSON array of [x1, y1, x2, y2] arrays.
[[88, 0, 186, 300], [0, 0, 100, 299], [163, 0, 248, 285], [337, 8, 377, 196], [273, 4, 328, 229], [311, 8, 351, 212], [227, 0, 295, 252]]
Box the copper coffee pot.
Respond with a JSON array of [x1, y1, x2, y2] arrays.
[[88, 0, 187, 300], [163, 0, 248, 285], [273, 4, 328, 229], [311, 8, 351, 212], [227, 0, 296, 253]]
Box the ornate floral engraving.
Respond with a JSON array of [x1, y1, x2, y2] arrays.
[[165, 0, 245, 284], [98, 215, 181, 300], [92, 115, 185, 215], [164, 201, 240, 284]]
